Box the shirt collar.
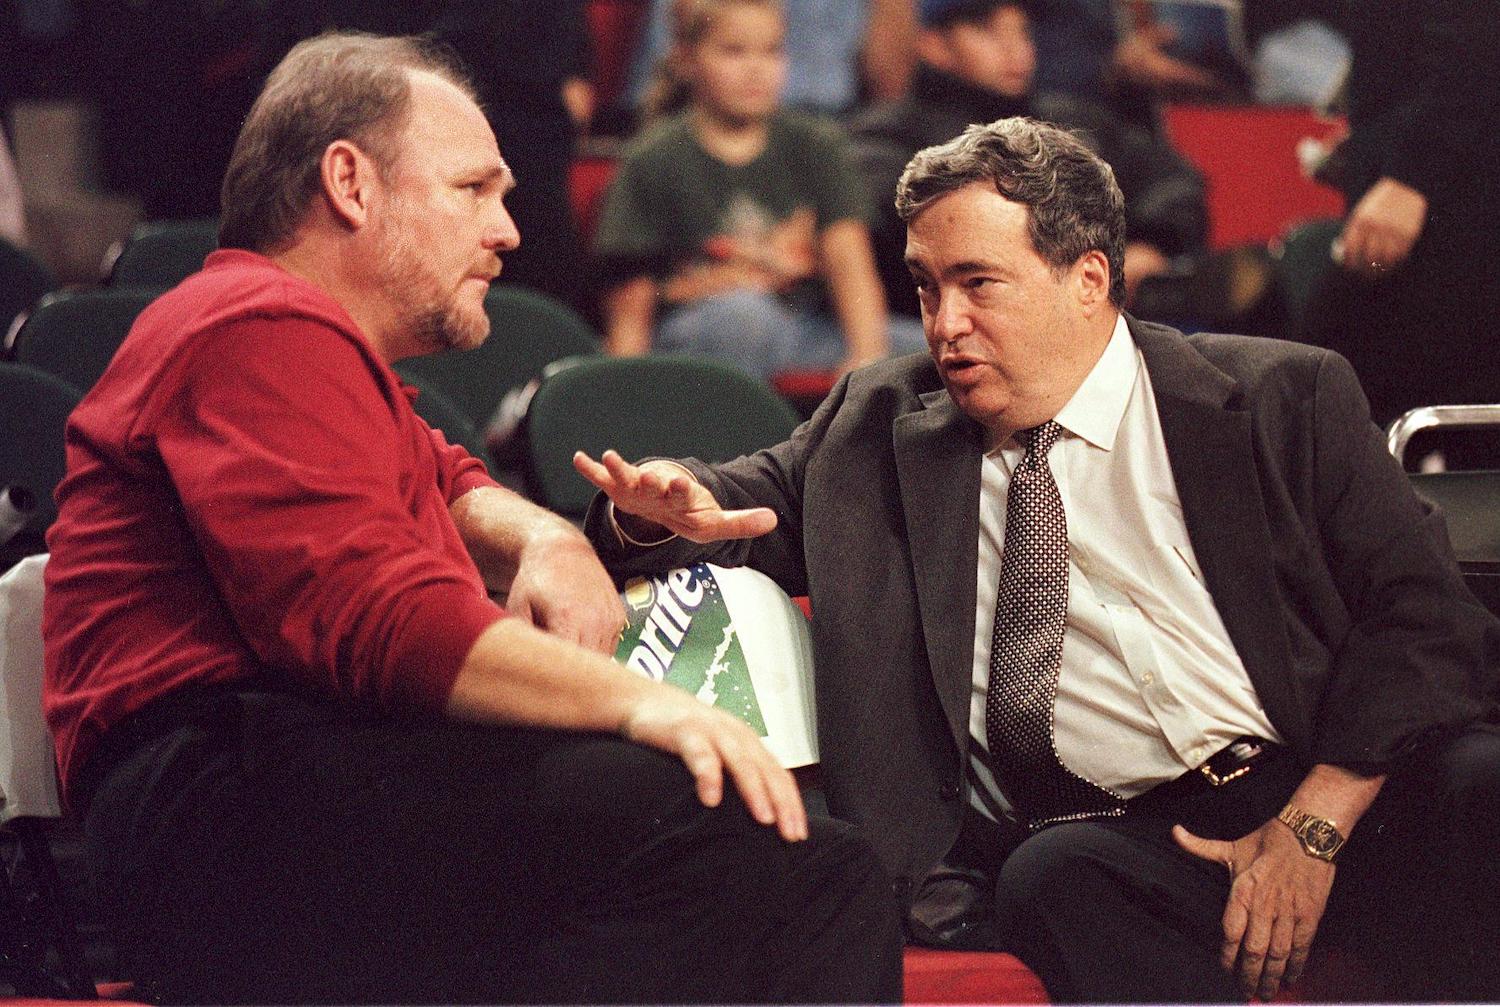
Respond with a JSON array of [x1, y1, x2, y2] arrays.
[[1053, 313, 1138, 453]]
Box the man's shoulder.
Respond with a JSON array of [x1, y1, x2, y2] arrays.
[[1132, 317, 1344, 406], [113, 250, 368, 385], [837, 351, 946, 412]]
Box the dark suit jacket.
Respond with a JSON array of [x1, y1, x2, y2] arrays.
[[588, 317, 1498, 899]]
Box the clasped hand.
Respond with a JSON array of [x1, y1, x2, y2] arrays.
[[572, 449, 778, 543], [1174, 820, 1335, 1000]]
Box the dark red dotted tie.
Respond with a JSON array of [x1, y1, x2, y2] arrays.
[[984, 421, 1125, 830]]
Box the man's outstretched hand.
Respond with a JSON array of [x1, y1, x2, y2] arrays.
[[573, 450, 778, 543]]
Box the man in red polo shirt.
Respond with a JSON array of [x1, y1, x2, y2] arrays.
[[41, 32, 900, 1004]]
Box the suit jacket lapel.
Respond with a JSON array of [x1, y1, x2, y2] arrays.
[[894, 390, 984, 751], [1132, 319, 1298, 737]]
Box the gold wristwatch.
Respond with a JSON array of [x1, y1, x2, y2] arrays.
[[1277, 805, 1347, 862]]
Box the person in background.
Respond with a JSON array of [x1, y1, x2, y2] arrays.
[[627, 0, 919, 119], [595, 0, 925, 381], [1295, 0, 1499, 437], [42, 31, 903, 1004], [0, 121, 26, 247], [851, 0, 1207, 318]]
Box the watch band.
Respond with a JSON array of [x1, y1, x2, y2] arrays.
[[1277, 804, 1347, 862]]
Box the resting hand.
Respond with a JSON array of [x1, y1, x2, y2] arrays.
[[507, 525, 626, 654], [1336, 177, 1428, 280], [573, 449, 778, 544], [1174, 820, 1333, 1000], [622, 682, 808, 842]]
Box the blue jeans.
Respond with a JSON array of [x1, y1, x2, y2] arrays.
[[656, 290, 928, 381]]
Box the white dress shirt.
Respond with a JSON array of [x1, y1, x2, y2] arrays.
[[968, 315, 1281, 823]]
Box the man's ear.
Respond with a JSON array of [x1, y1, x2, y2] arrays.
[[320, 139, 378, 231], [1075, 249, 1111, 314]]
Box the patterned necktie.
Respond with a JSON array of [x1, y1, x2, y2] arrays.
[[984, 421, 1125, 829]]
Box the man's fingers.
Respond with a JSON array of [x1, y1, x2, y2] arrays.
[[1220, 890, 1249, 972], [1257, 914, 1296, 1000], [685, 507, 778, 542], [1237, 899, 1274, 997], [1284, 911, 1320, 988], [721, 734, 807, 842], [571, 450, 615, 490], [677, 732, 725, 808], [600, 449, 644, 491], [1172, 824, 1234, 868], [721, 740, 777, 826]]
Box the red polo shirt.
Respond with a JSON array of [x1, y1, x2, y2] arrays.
[[43, 250, 506, 795]]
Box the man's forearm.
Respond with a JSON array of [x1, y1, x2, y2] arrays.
[[450, 485, 592, 594], [1283, 763, 1387, 836], [446, 616, 647, 729]]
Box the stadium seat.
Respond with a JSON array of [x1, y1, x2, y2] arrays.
[[103, 219, 219, 290], [0, 364, 82, 567], [0, 238, 57, 347], [394, 285, 600, 435], [10, 289, 158, 395], [520, 353, 800, 517], [1388, 405, 1500, 614]]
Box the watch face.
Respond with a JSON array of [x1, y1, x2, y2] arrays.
[[1303, 818, 1341, 854]]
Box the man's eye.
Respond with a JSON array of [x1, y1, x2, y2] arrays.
[[964, 276, 995, 290]]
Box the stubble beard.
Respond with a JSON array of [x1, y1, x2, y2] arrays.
[[376, 209, 490, 354]]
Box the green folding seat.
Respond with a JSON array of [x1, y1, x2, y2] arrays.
[[105, 218, 220, 289], [521, 354, 801, 519], [11, 288, 159, 395]]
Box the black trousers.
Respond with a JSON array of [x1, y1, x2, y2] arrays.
[[79, 687, 904, 1005], [930, 726, 1500, 1003]]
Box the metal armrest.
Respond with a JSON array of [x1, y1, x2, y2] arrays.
[[1386, 405, 1500, 465]]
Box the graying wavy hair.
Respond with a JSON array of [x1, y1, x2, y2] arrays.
[[219, 32, 476, 254], [895, 117, 1127, 306]]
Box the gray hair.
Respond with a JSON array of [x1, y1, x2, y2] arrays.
[[219, 32, 476, 254], [895, 117, 1127, 306]]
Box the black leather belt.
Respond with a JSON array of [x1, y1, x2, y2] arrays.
[[1132, 736, 1281, 808]]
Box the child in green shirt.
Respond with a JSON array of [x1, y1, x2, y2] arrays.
[[594, 0, 924, 381]]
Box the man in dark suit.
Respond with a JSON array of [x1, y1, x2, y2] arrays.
[[576, 117, 1500, 1002]]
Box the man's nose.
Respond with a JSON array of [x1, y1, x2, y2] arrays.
[[927, 292, 971, 343], [486, 203, 521, 252]]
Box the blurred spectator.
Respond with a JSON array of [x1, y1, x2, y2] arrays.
[[1029, 0, 1244, 128], [1248, 16, 1347, 107], [1297, 0, 1499, 429], [0, 123, 25, 247], [595, 0, 924, 381], [627, 0, 919, 119], [851, 0, 1207, 318]]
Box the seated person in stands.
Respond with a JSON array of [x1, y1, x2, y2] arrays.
[[40, 32, 902, 1005], [594, 0, 925, 382], [851, 0, 1208, 316], [577, 117, 1500, 1003]]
